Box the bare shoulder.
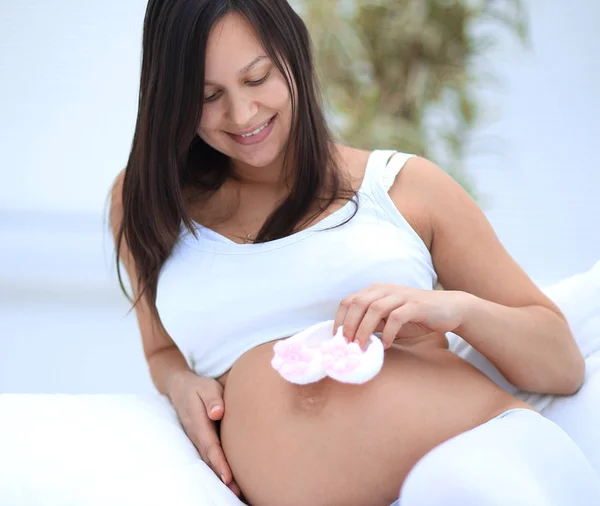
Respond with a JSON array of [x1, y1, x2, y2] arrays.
[[389, 156, 563, 316], [335, 144, 371, 190], [385, 154, 436, 251], [338, 147, 435, 250], [387, 155, 454, 210], [386, 154, 485, 255]]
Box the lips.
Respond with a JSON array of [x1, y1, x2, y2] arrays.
[[226, 114, 277, 146], [229, 116, 274, 137]]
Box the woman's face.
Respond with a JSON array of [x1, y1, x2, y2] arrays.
[[198, 12, 294, 171]]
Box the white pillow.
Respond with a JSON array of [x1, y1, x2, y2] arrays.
[[447, 260, 600, 411], [1, 262, 598, 506], [0, 394, 244, 506], [542, 260, 600, 358]]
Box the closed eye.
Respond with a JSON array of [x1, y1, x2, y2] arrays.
[[203, 71, 272, 103], [247, 71, 271, 86]]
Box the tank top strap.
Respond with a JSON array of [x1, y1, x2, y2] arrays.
[[362, 149, 417, 194]]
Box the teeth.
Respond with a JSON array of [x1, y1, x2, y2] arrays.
[[239, 119, 270, 137]]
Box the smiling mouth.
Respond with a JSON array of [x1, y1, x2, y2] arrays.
[[228, 115, 275, 138]]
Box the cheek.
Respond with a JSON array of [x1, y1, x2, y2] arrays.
[[269, 82, 292, 111], [197, 108, 221, 137], [197, 78, 293, 136], [269, 81, 292, 114], [263, 71, 293, 113]]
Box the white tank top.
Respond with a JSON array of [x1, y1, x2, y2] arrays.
[[156, 150, 438, 378]]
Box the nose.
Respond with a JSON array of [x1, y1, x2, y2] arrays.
[[226, 90, 258, 130]]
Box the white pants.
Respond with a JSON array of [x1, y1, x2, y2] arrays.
[[542, 355, 600, 476], [393, 408, 600, 506]]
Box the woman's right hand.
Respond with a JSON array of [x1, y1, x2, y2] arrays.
[[167, 370, 241, 497]]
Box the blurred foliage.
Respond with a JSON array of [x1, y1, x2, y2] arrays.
[[297, 0, 529, 198]]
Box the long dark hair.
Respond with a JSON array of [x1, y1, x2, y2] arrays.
[[114, 0, 357, 319]]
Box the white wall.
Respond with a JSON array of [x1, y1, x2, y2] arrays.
[[0, 211, 154, 394], [0, 0, 598, 394], [467, 1, 600, 286], [0, 0, 146, 212], [0, 0, 154, 394]]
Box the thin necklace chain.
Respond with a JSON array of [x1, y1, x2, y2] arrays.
[[221, 215, 258, 244], [227, 230, 256, 244]]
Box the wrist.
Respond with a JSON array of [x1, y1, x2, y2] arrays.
[[451, 290, 479, 335], [165, 367, 196, 400]]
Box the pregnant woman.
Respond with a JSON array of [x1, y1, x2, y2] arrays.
[[110, 1, 600, 504]]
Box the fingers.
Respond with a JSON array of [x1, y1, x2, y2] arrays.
[[171, 376, 239, 494], [199, 378, 225, 420], [193, 396, 233, 485], [353, 295, 402, 348], [179, 383, 231, 483], [228, 479, 242, 497], [185, 399, 220, 462], [206, 403, 224, 421], [334, 290, 382, 345], [335, 287, 407, 349], [381, 303, 422, 347], [332, 298, 351, 338], [204, 439, 233, 484]]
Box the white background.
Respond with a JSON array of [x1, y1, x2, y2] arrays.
[[0, 1, 598, 394]]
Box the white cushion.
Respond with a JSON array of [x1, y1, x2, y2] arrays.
[[446, 260, 600, 476], [447, 260, 600, 411], [1, 261, 599, 505], [0, 394, 244, 506], [542, 260, 600, 359]]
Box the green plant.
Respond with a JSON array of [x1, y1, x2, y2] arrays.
[[299, 0, 529, 199]]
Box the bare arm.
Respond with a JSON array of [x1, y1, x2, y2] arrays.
[[109, 170, 193, 398], [109, 171, 240, 495], [388, 156, 585, 395]]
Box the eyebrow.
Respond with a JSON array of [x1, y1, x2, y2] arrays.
[[204, 55, 268, 85]]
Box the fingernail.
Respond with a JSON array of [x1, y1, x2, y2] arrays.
[[221, 474, 227, 483], [210, 405, 222, 414]]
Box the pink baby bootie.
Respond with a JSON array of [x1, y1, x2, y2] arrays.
[[271, 320, 384, 385]]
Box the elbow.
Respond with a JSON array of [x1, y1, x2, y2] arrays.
[[512, 352, 586, 397], [557, 334, 587, 395], [562, 353, 586, 396], [546, 321, 587, 396], [548, 353, 586, 396]]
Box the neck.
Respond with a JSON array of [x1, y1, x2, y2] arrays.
[[229, 145, 295, 190]]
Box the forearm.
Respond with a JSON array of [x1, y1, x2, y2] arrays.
[[147, 345, 194, 398], [454, 292, 585, 395]]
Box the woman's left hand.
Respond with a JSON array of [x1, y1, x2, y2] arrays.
[[333, 283, 471, 349]]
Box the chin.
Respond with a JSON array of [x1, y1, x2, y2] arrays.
[[229, 141, 284, 168]]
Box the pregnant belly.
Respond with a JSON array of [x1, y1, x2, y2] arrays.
[[220, 340, 531, 506]]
